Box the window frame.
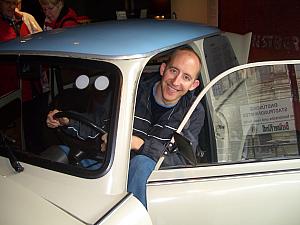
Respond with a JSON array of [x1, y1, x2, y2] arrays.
[[0, 55, 123, 179]]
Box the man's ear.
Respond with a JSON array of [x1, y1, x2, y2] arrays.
[[159, 63, 167, 77], [189, 79, 200, 91]]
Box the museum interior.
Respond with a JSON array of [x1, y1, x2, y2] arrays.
[[20, 0, 299, 62]]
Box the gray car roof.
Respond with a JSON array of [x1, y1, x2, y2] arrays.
[[0, 19, 220, 59]]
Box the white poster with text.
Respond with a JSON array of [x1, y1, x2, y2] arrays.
[[240, 98, 295, 135]]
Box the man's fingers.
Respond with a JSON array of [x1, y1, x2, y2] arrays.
[[46, 118, 60, 128], [46, 110, 62, 128], [101, 133, 108, 142], [100, 143, 106, 152], [100, 133, 108, 152]]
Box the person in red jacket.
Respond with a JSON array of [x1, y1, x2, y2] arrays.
[[0, 0, 45, 153], [0, 0, 41, 99], [0, 0, 43, 99], [39, 0, 78, 31], [0, 0, 30, 41]]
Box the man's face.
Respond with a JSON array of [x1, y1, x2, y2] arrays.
[[0, 0, 18, 19], [159, 50, 201, 105]]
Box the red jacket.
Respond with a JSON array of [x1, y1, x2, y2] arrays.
[[44, 7, 78, 30], [0, 16, 30, 42], [0, 15, 36, 101]]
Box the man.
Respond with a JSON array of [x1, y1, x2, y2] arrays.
[[46, 46, 205, 208], [128, 47, 204, 208]]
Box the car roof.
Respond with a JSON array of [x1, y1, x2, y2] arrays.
[[0, 19, 220, 59]]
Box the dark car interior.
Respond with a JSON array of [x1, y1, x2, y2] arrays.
[[0, 56, 121, 176]]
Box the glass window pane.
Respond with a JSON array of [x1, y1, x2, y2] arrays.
[[0, 57, 121, 177], [208, 64, 300, 163]]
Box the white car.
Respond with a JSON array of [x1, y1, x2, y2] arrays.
[[0, 19, 299, 225]]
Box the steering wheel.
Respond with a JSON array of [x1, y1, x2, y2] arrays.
[[54, 111, 106, 134], [53, 111, 106, 167]]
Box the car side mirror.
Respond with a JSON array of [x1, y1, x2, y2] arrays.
[[173, 132, 197, 166]]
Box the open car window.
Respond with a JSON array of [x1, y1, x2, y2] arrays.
[[183, 61, 300, 165], [0, 56, 121, 178]]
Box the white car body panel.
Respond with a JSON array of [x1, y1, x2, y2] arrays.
[[97, 196, 153, 225], [148, 166, 300, 225], [223, 31, 252, 64], [0, 173, 85, 225], [0, 157, 152, 225]]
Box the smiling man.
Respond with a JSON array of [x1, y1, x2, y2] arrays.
[[157, 49, 200, 105], [129, 46, 205, 208]]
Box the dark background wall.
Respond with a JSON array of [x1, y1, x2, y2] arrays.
[[21, 0, 44, 26], [219, 0, 300, 61], [21, 0, 299, 62], [21, 0, 171, 24], [64, 0, 125, 21]]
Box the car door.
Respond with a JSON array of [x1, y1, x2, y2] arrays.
[[147, 60, 300, 225]]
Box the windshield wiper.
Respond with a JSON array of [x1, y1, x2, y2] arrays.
[[0, 132, 24, 173]]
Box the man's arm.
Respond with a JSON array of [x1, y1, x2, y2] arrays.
[[181, 103, 205, 154], [131, 136, 144, 151], [46, 108, 108, 141], [137, 103, 205, 164], [100, 133, 144, 153]]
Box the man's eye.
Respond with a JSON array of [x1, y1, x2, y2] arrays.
[[169, 68, 178, 74], [184, 75, 193, 82]]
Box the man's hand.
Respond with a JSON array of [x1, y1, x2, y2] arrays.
[[46, 109, 70, 128], [131, 135, 144, 151], [100, 134, 144, 152]]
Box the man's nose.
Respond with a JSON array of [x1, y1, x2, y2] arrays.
[[171, 74, 181, 86]]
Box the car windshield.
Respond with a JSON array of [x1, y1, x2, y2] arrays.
[[0, 56, 121, 177]]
